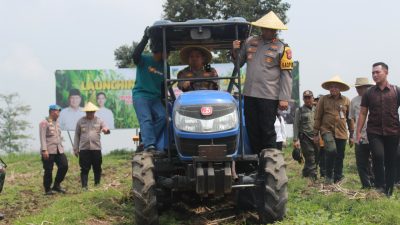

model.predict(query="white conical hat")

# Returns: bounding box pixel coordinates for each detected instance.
[82,102,99,112]
[251,11,288,30]
[353,77,375,87]
[321,76,350,92]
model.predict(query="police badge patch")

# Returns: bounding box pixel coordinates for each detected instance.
[280,46,294,70]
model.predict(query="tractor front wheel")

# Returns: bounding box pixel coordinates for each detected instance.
[257,148,288,223]
[132,152,159,225]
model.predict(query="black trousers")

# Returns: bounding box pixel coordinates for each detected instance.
[325,138,347,182]
[395,143,400,184]
[355,143,374,188]
[244,96,278,154]
[276,142,283,150]
[367,134,399,195]
[318,147,326,177]
[42,153,68,191]
[79,150,102,186]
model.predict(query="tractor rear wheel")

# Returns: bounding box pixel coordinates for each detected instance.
[132,152,159,225]
[258,148,288,223]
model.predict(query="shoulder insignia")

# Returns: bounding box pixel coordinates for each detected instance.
[280,46,293,70]
[40,120,48,128]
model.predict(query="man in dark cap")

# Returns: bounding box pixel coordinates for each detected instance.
[39,104,69,195]
[58,89,85,130]
[293,90,319,180]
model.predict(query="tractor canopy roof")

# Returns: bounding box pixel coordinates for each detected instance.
[148,17,250,51]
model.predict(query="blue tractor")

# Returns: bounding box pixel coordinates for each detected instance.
[132,18,288,224]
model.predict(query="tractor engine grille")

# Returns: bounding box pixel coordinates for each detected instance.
[177,135,237,157]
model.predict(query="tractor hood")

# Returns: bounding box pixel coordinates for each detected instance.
[175,90,236,106]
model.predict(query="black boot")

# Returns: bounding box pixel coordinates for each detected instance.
[52,183,66,194]
[45,188,55,195]
[0,212,4,220]
[81,174,88,190]
[94,174,101,186]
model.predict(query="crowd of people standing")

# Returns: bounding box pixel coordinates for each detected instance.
[293,62,400,197]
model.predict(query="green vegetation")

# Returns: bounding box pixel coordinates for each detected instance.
[1,146,400,225]
[0,93,32,153]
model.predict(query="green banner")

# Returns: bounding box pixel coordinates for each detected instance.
[55,69,136,130]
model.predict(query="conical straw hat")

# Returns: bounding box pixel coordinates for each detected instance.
[179,46,212,65]
[321,76,350,92]
[82,102,99,112]
[353,77,375,87]
[251,11,288,30]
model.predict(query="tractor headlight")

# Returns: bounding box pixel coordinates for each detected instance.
[174,110,238,133]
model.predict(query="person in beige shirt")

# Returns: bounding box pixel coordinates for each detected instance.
[39,104,68,195]
[313,76,354,185]
[74,102,110,190]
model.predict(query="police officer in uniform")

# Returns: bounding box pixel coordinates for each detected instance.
[232,11,293,153]
[293,90,319,180]
[74,102,110,190]
[39,104,69,195]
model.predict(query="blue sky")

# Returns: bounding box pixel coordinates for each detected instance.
[0,0,399,152]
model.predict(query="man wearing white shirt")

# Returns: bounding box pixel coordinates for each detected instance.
[59,89,85,131]
[95,92,115,129]
[349,77,374,188]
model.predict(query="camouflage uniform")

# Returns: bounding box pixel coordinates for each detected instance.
[293,104,318,178]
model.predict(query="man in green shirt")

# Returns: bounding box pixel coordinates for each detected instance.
[132,27,169,152]
[293,90,318,180]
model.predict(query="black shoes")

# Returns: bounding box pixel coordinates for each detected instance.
[52,186,66,194]
[0,212,4,220]
[45,190,55,195]
[143,145,166,157]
